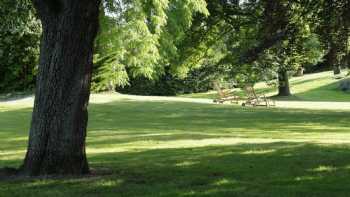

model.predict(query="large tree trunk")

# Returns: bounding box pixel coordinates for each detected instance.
[20,0,100,176]
[277,69,291,96]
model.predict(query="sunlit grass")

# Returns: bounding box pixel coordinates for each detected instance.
[182,70,350,102]
[1,96,350,196]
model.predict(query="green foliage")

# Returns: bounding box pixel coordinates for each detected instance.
[317,0,349,70]
[0,0,40,92]
[117,66,213,96]
[92,0,209,92]
[0,0,346,95]
[185,0,325,88]
[92,53,130,92]
[256,33,323,80]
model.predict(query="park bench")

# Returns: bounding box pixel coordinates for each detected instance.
[242,85,275,107]
[212,81,240,104]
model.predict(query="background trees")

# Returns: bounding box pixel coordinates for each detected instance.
[175,0,324,96]
[317,0,349,75]
[2,0,348,97]
[0,0,40,92]
[92,0,209,92]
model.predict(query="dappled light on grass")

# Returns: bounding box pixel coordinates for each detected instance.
[311,165,337,173]
[240,149,276,155]
[294,175,322,182]
[1,99,350,196]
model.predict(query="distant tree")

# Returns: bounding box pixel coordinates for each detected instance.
[181,0,322,96]
[317,0,349,75]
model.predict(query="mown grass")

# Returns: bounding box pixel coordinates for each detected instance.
[1,97,350,196]
[181,71,350,102]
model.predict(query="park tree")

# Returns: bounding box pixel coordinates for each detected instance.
[21,0,101,175]
[179,0,324,96]
[317,0,349,75]
[177,1,291,90]
[259,4,323,97]
[19,0,208,175]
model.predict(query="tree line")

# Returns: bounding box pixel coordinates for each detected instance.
[2,0,349,96]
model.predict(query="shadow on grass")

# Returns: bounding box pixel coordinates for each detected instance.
[0,91,33,102]
[1,100,350,196]
[294,79,350,102]
[1,100,350,154]
[270,78,350,102]
[88,101,350,131]
[2,142,350,196]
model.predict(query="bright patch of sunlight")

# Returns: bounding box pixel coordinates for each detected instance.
[311,165,337,172]
[213,178,237,186]
[0,150,25,160]
[27,180,56,187]
[175,161,198,167]
[295,175,321,181]
[86,137,350,155]
[96,180,124,187]
[240,149,276,155]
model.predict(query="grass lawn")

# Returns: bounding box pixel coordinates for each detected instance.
[1,96,350,196]
[181,71,350,102]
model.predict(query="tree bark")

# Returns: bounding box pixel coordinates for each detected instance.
[333,64,341,75]
[296,67,304,77]
[20,0,100,176]
[278,69,291,96]
[317,50,333,71]
[326,46,341,75]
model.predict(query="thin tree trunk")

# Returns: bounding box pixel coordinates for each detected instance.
[333,65,341,75]
[325,45,341,75]
[318,50,333,71]
[278,69,291,96]
[20,0,100,176]
[346,53,350,74]
[296,67,304,77]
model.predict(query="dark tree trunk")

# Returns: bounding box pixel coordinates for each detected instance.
[296,67,304,77]
[327,46,341,75]
[278,69,291,96]
[333,64,341,75]
[346,53,350,73]
[317,50,333,71]
[20,0,100,176]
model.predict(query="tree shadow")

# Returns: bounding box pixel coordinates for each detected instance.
[267,77,349,102]
[0,92,33,102]
[1,100,350,196]
[293,79,350,102]
[2,142,350,196]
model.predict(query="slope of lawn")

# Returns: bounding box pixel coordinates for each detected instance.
[1,95,350,196]
[182,71,350,102]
